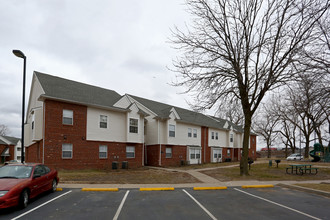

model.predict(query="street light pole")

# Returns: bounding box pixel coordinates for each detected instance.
[13,50,26,163]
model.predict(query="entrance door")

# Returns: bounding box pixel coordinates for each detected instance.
[212,148,222,163]
[189,148,201,164]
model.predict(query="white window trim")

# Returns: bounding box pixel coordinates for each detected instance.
[169,124,175,137]
[99,145,107,159]
[126,146,135,158]
[100,115,108,129]
[188,128,192,138]
[63,109,73,125]
[129,118,139,134]
[62,143,72,159]
[166,147,172,158]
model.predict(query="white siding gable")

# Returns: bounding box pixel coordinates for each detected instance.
[127,103,144,143]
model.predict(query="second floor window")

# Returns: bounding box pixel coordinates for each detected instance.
[193,129,197,138]
[215,132,218,140]
[63,109,73,125]
[100,115,107,128]
[169,124,175,137]
[211,132,214,139]
[129,118,138,133]
[188,128,192,137]
[230,134,234,142]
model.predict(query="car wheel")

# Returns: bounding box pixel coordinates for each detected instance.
[20,189,29,209]
[51,179,57,192]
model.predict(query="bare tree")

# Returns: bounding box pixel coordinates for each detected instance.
[0,124,9,136]
[253,101,280,158]
[216,100,244,125]
[171,0,329,175]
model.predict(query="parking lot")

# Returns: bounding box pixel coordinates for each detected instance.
[1,186,329,220]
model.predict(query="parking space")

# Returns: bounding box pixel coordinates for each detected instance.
[1,187,329,220]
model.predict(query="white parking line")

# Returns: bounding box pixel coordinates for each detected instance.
[11,190,72,220]
[113,190,130,220]
[182,189,217,220]
[234,188,321,220]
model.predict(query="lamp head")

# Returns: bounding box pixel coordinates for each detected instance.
[13,50,26,59]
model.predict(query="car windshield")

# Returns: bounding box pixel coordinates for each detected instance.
[0,165,33,179]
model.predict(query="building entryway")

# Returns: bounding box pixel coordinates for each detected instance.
[189,147,201,164]
[212,148,222,163]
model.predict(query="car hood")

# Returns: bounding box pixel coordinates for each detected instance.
[0,178,29,191]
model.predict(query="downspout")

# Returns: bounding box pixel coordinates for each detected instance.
[142,117,144,166]
[42,102,45,164]
[204,127,206,164]
[158,120,161,166]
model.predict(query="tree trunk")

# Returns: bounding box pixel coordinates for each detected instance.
[240,114,252,176]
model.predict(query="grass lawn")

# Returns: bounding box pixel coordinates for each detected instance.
[201,162,330,181]
[294,183,330,193]
[58,167,200,184]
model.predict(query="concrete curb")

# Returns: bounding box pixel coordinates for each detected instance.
[277,183,330,198]
[81,188,119,191]
[193,186,227,190]
[140,187,175,191]
[241,185,274,188]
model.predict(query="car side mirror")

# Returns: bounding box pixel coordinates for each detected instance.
[33,173,41,179]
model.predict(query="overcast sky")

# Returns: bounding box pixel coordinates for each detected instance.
[0,0,209,137]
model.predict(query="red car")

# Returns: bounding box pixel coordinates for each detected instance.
[0,163,59,209]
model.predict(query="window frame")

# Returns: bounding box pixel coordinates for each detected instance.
[100,115,108,129]
[193,129,197,138]
[99,145,108,159]
[169,124,175,137]
[62,143,73,159]
[126,146,135,158]
[211,132,214,139]
[188,128,192,138]
[215,132,218,140]
[63,109,73,125]
[230,134,234,142]
[129,118,138,133]
[165,147,172,158]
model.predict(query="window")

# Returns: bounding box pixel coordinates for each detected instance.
[63,110,73,125]
[193,129,197,138]
[215,132,218,140]
[99,145,107,158]
[211,132,214,139]
[100,115,107,128]
[169,124,175,137]
[188,128,192,137]
[34,165,46,176]
[230,134,233,142]
[227,149,231,156]
[126,146,135,158]
[166,148,172,158]
[62,143,72,159]
[190,148,201,159]
[129,118,138,133]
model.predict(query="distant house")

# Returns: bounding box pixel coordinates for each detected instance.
[0,136,21,163]
[24,71,257,169]
[260,147,277,151]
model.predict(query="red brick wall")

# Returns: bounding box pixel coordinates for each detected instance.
[146,145,160,166]
[31,100,143,170]
[26,141,43,163]
[0,145,15,162]
[160,145,187,167]
[249,135,257,160]
[201,127,210,163]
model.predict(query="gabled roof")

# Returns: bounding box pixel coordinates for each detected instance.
[0,136,20,145]
[35,71,125,111]
[128,95,229,130]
